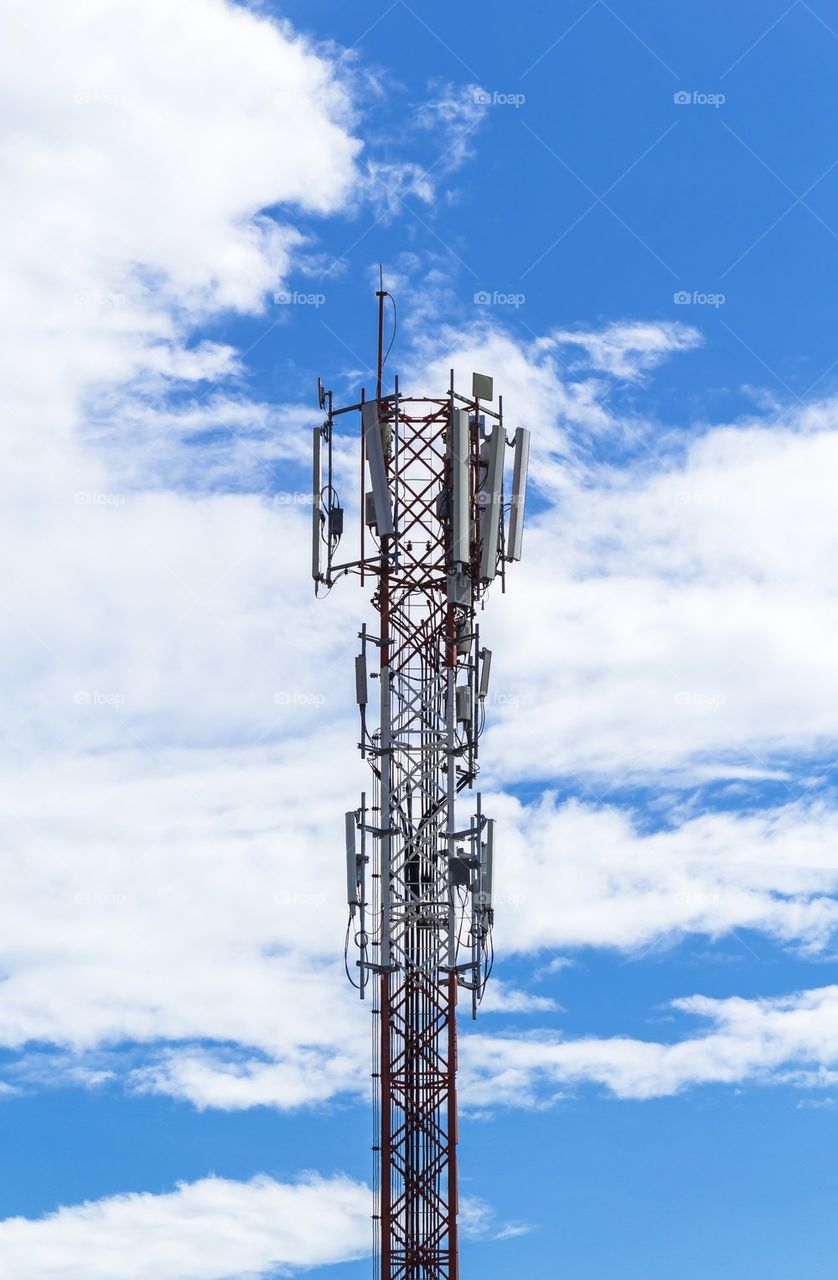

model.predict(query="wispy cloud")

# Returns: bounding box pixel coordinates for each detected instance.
[463,983,838,1104]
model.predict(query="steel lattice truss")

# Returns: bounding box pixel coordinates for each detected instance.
[372,399,465,1280]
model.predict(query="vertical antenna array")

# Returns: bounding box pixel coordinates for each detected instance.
[312,282,530,1280]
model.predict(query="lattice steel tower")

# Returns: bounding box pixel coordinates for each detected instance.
[312,284,529,1280]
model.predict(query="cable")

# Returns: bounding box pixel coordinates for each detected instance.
[381,293,399,368]
[344,913,361,990]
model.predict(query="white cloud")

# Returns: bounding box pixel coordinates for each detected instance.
[363,159,436,215]
[415,81,488,172]
[457,1196,534,1243]
[3,756,836,1112]
[463,983,838,1104]
[4,0,838,1132]
[0,0,372,1116]
[0,743,370,1095]
[484,405,838,781]
[548,320,702,380]
[1,0,361,457]
[3,294,838,1112]
[131,1043,362,1112]
[360,81,488,218]
[409,322,608,453]
[494,794,838,954]
[405,317,838,781]
[85,394,319,492]
[479,981,561,1014]
[535,957,576,978]
[0,1174,369,1279]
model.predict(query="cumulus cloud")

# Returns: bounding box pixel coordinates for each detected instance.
[0,741,371,1101]
[485,403,838,781]
[479,982,561,1014]
[3,333,838,1112]
[0,0,370,1110]
[1,0,361,462]
[494,794,838,955]
[3,753,835,1112]
[4,0,838,1136]
[463,983,838,1104]
[0,1174,370,1279]
[402,316,838,781]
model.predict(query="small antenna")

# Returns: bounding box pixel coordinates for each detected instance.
[376,264,387,400]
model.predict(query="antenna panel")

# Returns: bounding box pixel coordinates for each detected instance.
[479,423,504,581]
[472,371,494,402]
[362,401,394,537]
[479,819,494,908]
[345,812,358,911]
[508,427,530,562]
[311,427,322,582]
[450,408,470,566]
[355,652,368,707]
[479,648,492,701]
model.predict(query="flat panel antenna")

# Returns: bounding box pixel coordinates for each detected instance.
[508,426,530,562]
[450,407,470,566]
[311,427,322,582]
[479,422,504,581]
[472,371,494,401]
[362,400,394,537]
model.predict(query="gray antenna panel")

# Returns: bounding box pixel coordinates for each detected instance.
[345,812,358,911]
[450,408,470,566]
[479,423,504,582]
[311,427,322,581]
[362,401,394,538]
[479,648,492,701]
[472,371,494,402]
[355,652,368,707]
[480,818,494,908]
[507,427,530,562]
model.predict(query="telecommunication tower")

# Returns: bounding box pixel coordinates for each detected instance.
[312,282,529,1280]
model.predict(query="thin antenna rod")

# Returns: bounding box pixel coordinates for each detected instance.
[376,265,387,401]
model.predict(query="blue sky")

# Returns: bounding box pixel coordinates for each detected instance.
[255,0,838,421]
[3,1,838,1276]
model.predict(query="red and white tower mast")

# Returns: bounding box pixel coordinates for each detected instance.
[312,284,529,1280]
